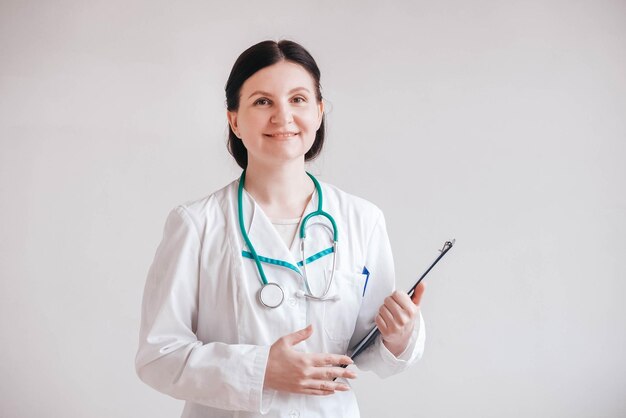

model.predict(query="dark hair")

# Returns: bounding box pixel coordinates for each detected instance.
[225,40,326,169]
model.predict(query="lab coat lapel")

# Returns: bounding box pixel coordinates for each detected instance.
[241,188,301,273]
[240,181,334,275]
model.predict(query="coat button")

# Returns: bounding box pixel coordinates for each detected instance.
[287,297,297,307]
[288,409,300,418]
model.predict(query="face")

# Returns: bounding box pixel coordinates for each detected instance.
[227,61,324,167]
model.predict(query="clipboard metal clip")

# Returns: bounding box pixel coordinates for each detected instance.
[440,239,456,253]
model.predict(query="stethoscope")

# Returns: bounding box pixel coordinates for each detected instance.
[237,170,338,308]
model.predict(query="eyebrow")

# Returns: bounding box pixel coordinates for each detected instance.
[248,87,311,99]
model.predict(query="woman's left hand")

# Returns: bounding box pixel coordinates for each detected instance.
[375,282,425,357]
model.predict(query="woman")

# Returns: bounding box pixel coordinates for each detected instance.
[136,40,426,418]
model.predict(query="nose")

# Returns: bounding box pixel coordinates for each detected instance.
[270,101,294,125]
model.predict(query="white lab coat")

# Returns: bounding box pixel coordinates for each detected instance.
[135,178,426,418]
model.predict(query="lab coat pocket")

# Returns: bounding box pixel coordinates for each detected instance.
[322,270,368,343]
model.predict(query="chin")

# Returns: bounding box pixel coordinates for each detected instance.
[256,150,309,166]
[266,144,312,157]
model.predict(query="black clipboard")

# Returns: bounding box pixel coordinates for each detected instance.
[335,239,455,378]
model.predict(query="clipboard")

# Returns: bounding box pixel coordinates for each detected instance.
[335,239,455,377]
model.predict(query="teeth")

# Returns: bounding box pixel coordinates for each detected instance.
[269,133,297,137]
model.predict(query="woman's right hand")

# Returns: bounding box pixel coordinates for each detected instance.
[263,324,357,396]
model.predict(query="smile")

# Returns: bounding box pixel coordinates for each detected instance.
[264,132,299,138]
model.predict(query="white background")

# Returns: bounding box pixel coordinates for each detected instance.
[1,1,625,417]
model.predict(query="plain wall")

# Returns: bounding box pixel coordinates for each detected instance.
[1,0,625,417]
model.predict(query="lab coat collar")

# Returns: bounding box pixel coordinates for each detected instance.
[239,180,334,275]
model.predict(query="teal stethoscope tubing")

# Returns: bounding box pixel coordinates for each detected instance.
[237,170,339,305]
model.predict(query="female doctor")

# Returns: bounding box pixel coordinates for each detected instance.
[135,40,426,418]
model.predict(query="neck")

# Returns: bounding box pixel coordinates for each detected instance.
[243,159,315,219]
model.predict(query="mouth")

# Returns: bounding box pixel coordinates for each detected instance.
[263,132,300,138]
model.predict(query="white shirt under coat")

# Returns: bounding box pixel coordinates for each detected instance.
[135,178,426,417]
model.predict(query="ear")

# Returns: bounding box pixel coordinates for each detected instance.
[226,110,240,138]
[316,99,325,130]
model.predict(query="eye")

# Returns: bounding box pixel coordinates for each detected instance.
[254,98,271,106]
[292,96,307,103]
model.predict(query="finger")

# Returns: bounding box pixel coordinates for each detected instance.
[310,366,358,381]
[411,282,426,305]
[380,304,400,330]
[384,296,412,325]
[303,380,351,392]
[311,353,353,367]
[375,311,388,333]
[282,324,313,346]
[301,388,336,396]
[390,290,418,314]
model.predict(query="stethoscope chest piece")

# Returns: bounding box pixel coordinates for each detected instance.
[258,282,284,308]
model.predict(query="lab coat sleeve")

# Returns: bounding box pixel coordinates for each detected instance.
[135,207,274,413]
[351,210,426,378]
